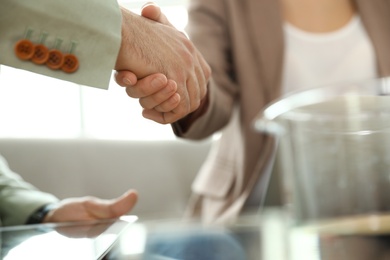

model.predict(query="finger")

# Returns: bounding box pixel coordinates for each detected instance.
[169,77,193,118]
[142,108,167,124]
[192,57,210,104]
[153,92,181,113]
[141,3,161,21]
[125,73,168,98]
[188,61,206,111]
[161,110,184,124]
[143,108,182,124]
[139,79,178,109]
[108,190,138,217]
[114,70,138,87]
[141,3,173,27]
[196,52,212,99]
[143,102,192,124]
[86,190,138,219]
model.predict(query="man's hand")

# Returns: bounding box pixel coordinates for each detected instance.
[115,71,184,123]
[115,4,211,124]
[43,189,138,223]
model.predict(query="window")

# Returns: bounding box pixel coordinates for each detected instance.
[0,0,189,140]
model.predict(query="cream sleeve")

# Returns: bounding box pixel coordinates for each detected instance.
[0,0,122,90]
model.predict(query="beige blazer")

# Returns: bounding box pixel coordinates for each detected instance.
[0,0,121,89]
[173,0,390,224]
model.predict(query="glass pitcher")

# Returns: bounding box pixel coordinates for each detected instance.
[254,76,390,229]
[255,77,390,259]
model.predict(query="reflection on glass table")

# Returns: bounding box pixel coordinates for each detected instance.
[290,213,390,260]
[108,209,390,260]
[108,213,267,260]
[1,215,137,260]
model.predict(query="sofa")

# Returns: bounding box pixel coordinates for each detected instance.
[0,138,212,220]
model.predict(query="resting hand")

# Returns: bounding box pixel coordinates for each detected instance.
[115,4,211,124]
[43,189,138,223]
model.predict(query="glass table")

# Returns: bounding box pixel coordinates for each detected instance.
[3,208,390,260]
[106,209,284,260]
[0,216,137,260]
[108,209,390,260]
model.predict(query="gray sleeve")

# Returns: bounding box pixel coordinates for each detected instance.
[0,155,58,226]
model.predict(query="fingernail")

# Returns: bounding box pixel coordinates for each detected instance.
[151,76,165,88]
[142,2,157,8]
[123,78,132,85]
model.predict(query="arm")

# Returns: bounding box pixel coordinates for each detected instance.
[0,0,121,89]
[115,3,212,124]
[1,0,211,106]
[116,1,236,139]
[172,0,239,138]
[0,154,138,226]
[0,155,58,226]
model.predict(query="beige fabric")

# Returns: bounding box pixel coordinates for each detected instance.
[0,0,122,89]
[174,0,390,224]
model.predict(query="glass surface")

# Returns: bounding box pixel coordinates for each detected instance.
[107,213,265,260]
[289,214,390,260]
[108,209,390,260]
[0,215,137,260]
[7,209,384,260]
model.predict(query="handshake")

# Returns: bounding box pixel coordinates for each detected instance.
[114,4,211,125]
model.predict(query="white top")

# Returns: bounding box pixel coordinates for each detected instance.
[281,15,377,95]
[246,15,378,210]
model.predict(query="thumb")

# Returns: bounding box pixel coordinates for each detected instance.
[141,2,173,27]
[87,190,138,219]
[108,190,138,217]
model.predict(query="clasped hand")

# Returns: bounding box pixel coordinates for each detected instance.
[115,4,211,124]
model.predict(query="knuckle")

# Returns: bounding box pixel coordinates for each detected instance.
[182,52,195,68]
[191,99,201,112]
[178,43,196,68]
[125,87,136,98]
[139,98,153,110]
[154,104,164,113]
[183,37,195,52]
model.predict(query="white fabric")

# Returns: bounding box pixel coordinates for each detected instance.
[281,15,378,95]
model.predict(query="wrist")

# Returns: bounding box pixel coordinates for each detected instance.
[176,90,210,133]
[26,203,58,224]
[116,7,137,71]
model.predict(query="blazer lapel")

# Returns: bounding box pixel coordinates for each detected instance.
[356,0,390,77]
